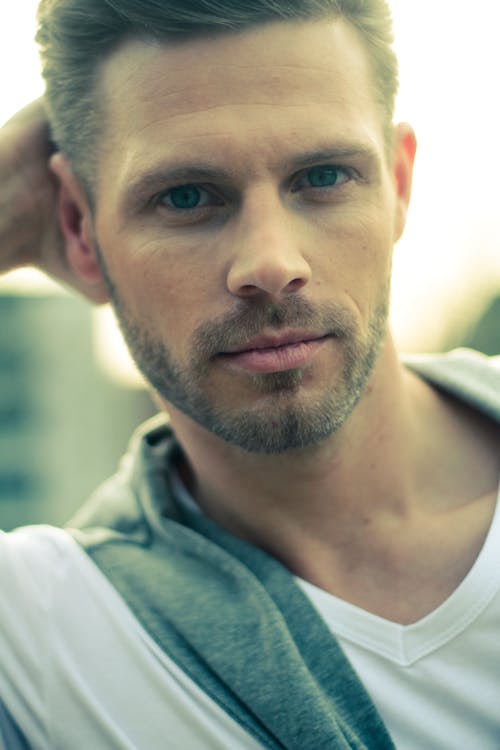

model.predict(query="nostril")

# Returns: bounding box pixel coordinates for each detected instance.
[285,277,307,293]
[237,283,260,297]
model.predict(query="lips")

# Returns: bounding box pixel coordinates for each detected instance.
[217,331,332,374]
[223,331,326,354]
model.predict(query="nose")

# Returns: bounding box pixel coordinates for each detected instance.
[226,196,312,299]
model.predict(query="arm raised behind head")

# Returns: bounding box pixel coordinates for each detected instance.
[0,99,104,303]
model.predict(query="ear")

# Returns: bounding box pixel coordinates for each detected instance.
[391,122,417,242]
[50,153,109,304]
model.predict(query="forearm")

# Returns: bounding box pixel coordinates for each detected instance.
[0,100,105,302]
[0,142,37,271]
[0,99,56,274]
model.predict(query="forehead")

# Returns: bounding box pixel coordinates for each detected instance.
[97,19,385,190]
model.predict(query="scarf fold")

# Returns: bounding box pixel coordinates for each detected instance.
[69,421,394,750]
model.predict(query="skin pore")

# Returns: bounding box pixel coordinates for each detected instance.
[52,18,500,624]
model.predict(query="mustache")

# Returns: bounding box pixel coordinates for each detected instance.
[191,296,357,359]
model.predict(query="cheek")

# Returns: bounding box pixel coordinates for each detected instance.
[109,247,221,361]
[316,207,394,317]
[95,214,229,354]
[102,231,209,310]
[318,207,392,275]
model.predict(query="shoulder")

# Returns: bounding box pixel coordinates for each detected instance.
[0,526,100,745]
[0,524,104,612]
[404,347,500,378]
[1,524,77,572]
[1,523,82,567]
[0,523,133,677]
[403,348,500,419]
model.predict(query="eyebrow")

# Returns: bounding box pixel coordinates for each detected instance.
[121,142,381,212]
[287,144,381,171]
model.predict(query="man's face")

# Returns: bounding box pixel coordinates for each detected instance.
[90,19,409,453]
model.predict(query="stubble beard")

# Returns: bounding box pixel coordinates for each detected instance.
[101,267,390,454]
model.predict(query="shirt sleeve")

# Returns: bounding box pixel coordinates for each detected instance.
[0,525,68,749]
[0,700,32,749]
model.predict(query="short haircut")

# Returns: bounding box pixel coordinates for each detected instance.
[36,0,399,189]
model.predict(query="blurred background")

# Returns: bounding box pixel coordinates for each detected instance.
[0,1,499,530]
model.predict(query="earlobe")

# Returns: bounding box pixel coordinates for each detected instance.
[50,153,109,303]
[392,123,417,242]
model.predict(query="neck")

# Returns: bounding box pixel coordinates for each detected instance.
[162,341,500,622]
[165,339,426,559]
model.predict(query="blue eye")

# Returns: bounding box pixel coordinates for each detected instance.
[167,184,204,210]
[306,165,348,188]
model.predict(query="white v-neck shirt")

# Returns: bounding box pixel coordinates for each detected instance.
[1,480,500,749]
[299,478,500,749]
[174,468,500,749]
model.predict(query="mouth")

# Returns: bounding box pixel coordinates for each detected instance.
[217,331,333,374]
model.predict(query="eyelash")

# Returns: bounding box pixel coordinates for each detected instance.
[291,165,355,193]
[152,164,357,213]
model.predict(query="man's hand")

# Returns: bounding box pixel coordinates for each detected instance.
[0,99,103,302]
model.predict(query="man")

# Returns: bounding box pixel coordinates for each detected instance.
[1,1,499,748]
